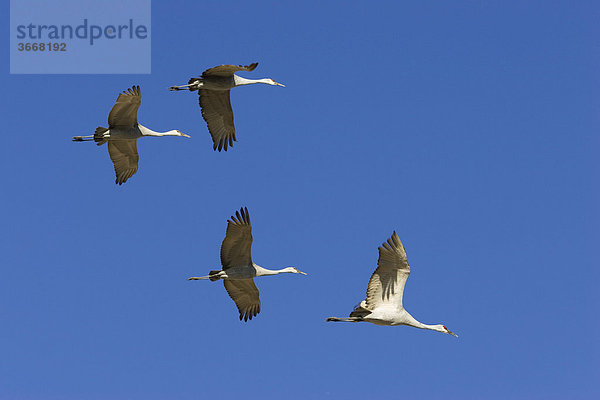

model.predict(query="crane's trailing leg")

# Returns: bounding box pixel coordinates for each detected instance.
[169,83,198,91]
[325,317,363,322]
[72,135,95,142]
[188,270,226,282]
[72,127,109,146]
[168,84,191,91]
[169,77,201,91]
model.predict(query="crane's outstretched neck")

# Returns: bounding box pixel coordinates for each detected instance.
[408,317,456,336]
[233,76,271,86]
[402,313,440,331]
[138,124,182,137]
[415,322,444,332]
[253,265,301,277]
[254,265,284,276]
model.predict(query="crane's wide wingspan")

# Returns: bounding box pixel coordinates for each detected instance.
[108,86,141,127]
[220,207,253,269]
[107,140,139,185]
[202,63,258,78]
[198,89,236,152]
[364,231,410,310]
[223,279,261,322]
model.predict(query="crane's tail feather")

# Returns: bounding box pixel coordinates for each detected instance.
[208,270,222,281]
[326,317,363,323]
[94,127,109,145]
[186,78,202,90]
[349,300,371,318]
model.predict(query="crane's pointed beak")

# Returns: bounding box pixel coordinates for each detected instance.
[274,81,285,87]
[297,270,307,275]
[182,133,191,138]
[448,330,458,337]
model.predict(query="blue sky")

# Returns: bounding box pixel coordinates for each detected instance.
[1,1,598,399]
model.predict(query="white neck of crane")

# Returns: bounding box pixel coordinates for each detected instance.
[234,76,269,86]
[139,124,179,137]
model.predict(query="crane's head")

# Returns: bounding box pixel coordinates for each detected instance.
[265,78,285,87]
[285,266,307,275]
[441,325,458,337]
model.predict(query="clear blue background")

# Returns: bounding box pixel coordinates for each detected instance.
[1,1,598,399]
